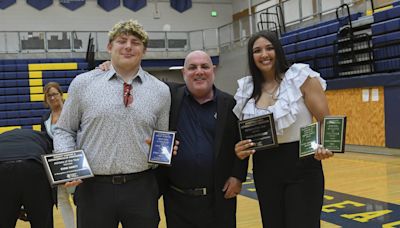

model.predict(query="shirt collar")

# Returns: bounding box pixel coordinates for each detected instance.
[106,64,146,84]
[184,85,217,102]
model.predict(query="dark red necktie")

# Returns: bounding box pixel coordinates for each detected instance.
[123,83,133,107]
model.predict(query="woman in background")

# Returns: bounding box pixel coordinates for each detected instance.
[233,31,333,228]
[41,82,75,228]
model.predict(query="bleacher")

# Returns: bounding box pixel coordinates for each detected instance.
[0,58,88,133]
[282,13,362,79]
[1,1,400,134]
[280,1,400,80]
[372,4,400,72]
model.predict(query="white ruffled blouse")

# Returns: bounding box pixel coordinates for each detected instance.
[233,63,327,143]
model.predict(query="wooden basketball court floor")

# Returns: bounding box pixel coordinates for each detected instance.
[16,151,400,228]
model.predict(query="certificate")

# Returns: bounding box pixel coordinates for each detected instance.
[41,150,94,185]
[238,113,278,150]
[299,122,319,158]
[323,116,347,152]
[148,130,176,165]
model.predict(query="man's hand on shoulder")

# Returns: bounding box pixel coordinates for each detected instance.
[98,60,111,71]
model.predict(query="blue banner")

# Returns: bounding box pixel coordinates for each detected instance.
[97,0,120,12]
[170,0,191,13]
[0,0,16,9]
[60,0,85,11]
[26,0,53,10]
[123,0,146,12]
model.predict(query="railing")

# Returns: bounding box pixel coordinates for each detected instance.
[0,0,379,57]
[217,0,373,51]
[0,29,219,58]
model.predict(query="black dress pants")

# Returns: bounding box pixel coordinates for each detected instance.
[253,141,324,228]
[74,169,159,228]
[0,160,54,228]
[164,188,219,228]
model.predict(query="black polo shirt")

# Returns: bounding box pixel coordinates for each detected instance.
[169,87,217,190]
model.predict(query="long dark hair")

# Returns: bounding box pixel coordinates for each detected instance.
[247,30,289,101]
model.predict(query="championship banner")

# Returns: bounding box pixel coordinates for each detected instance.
[26,0,53,10]
[170,0,191,13]
[60,0,85,11]
[123,0,146,12]
[0,0,16,9]
[97,0,120,12]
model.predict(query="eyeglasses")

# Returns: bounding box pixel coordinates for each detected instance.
[47,93,60,98]
[123,83,133,107]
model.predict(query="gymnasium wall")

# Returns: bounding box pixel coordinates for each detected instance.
[328,75,400,149]
[0,1,233,32]
[326,87,385,147]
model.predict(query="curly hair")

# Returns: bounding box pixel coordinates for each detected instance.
[108,19,149,47]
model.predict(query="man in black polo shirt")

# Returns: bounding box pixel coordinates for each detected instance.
[161,50,248,228]
[0,129,54,228]
[98,50,248,227]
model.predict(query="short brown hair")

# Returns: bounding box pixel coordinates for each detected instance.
[108,19,149,47]
[43,82,63,108]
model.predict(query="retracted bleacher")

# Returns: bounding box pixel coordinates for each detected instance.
[0,58,88,133]
[281,0,400,80]
[281,12,362,79]
[372,4,400,73]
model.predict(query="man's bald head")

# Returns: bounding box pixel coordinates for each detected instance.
[184,50,213,68]
[182,50,216,104]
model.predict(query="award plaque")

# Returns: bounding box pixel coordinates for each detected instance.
[299,122,320,158]
[238,113,278,150]
[148,130,176,165]
[41,150,94,185]
[323,116,347,152]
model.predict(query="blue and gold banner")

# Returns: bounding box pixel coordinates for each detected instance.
[0,0,16,9]
[60,0,85,11]
[170,0,191,13]
[97,0,120,12]
[27,0,53,10]
[123,0,146,12]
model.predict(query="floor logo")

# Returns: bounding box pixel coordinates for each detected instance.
[241,173,400,227]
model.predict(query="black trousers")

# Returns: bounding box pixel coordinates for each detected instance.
[0,160,54,228]
[74,170,159,228]
[253,141,324,228]
[164,188,219,228]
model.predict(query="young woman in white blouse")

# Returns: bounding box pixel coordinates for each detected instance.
[233,31,334,228]
[41,82,76,228]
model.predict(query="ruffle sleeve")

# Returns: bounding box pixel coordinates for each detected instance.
[233,76,253,119]
[270,63,327,134]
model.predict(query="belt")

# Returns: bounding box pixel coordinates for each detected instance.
[170,185,208,196]
[93,169,152,185]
